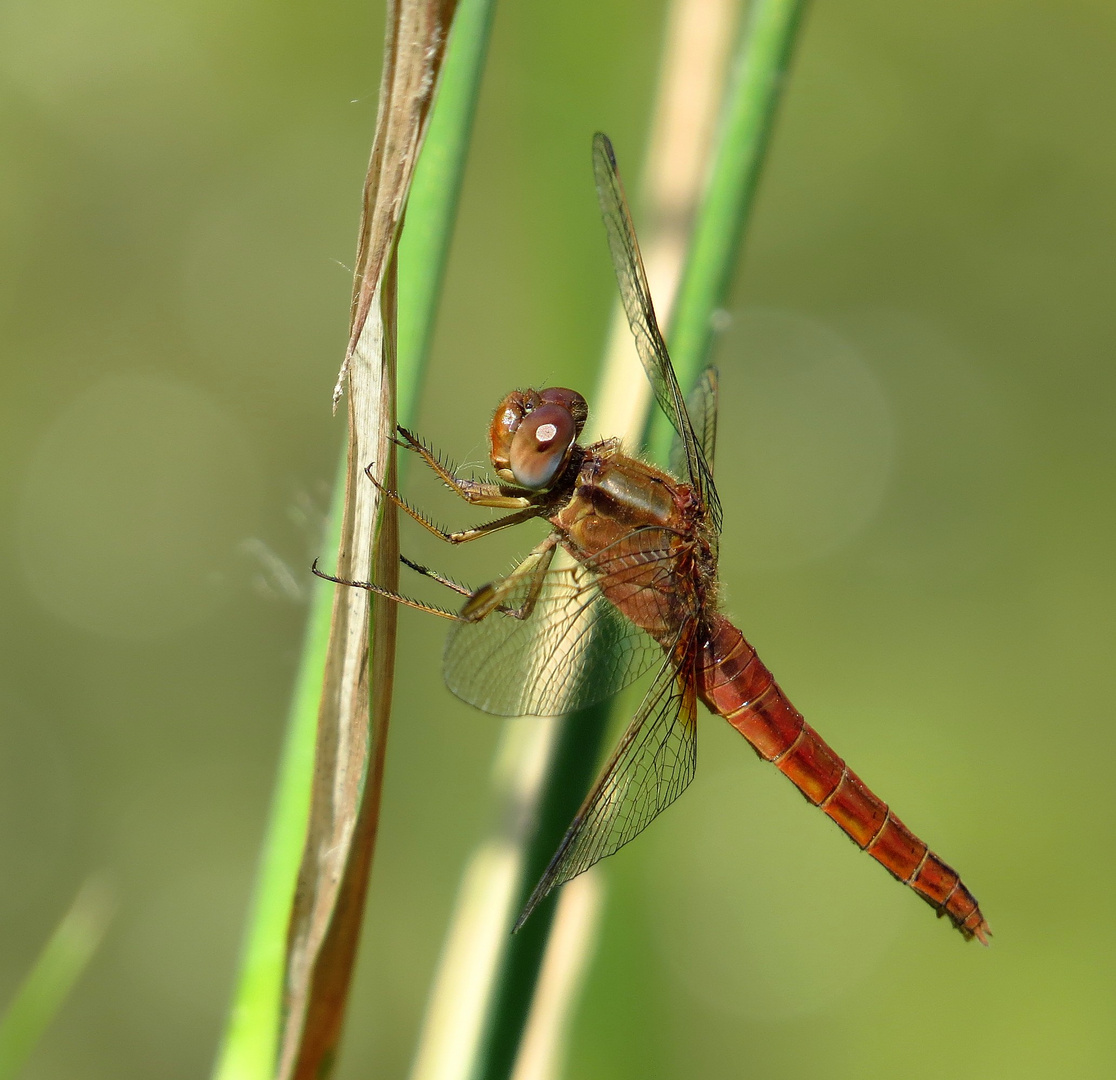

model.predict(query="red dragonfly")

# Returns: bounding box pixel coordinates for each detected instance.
[317,133,990,944]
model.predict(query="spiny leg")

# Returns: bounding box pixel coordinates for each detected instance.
[400,554,472,598]
[366,461,542,543]
[401,544,558,620]
[394,427,531,508]
[311,559,459,620]
[401,534,557,621]
[315,532,556,624]
[459,535,558,622]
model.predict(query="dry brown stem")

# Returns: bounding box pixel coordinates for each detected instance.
[277,3,459,1077]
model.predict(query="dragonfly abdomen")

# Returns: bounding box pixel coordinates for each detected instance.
[698,615,990,944]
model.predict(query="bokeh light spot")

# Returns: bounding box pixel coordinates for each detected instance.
[17,373,260,641]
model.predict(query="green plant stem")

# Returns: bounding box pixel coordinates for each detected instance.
[647,0,808,463]
[0,878,113,1080]
[210,3,495,1076]
[398,0,496,422]
[474,703,610,1080]
[210,504,337,1080]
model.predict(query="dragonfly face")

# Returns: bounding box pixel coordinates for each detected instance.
[314,133,990,944]
[488,386,588,490]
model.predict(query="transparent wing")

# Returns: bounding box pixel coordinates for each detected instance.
[443,528,687,718]
[670,364,718,480]
[515,630,699,929]
[592,132,722,534]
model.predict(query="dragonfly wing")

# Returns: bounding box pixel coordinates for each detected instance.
[592,132,722,533]
[515,629,699,929]
[670,364,718,480]
[443,533,682,718]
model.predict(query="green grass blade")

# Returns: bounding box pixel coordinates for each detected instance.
[210,508,337,1080]
[471,702,612,1080]
[210,3,495,1076]
[646,0,809,462]
[0,878,114,1080]
[398,0,497,423]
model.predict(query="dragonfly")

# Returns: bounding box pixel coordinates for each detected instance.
[316,132,990,944]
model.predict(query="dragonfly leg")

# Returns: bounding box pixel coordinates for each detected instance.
[367,462,543,543]
[400,554,473,598]
[311,559,459,620]
[459,535,558,622]
[393,427,533,509]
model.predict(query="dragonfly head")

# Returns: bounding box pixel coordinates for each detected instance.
[490,387,588,490]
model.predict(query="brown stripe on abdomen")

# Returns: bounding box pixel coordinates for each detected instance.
[697,614,990,944]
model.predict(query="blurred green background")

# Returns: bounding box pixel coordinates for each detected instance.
[2,0,1114,1076]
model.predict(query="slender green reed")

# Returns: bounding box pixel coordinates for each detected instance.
[646,0,808,463]
[398,0,497,425]
[0,878,113,1080]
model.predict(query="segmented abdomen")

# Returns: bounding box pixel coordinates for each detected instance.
[697,614,990,944]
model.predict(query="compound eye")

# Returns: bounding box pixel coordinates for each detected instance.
[509,403,576,489]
